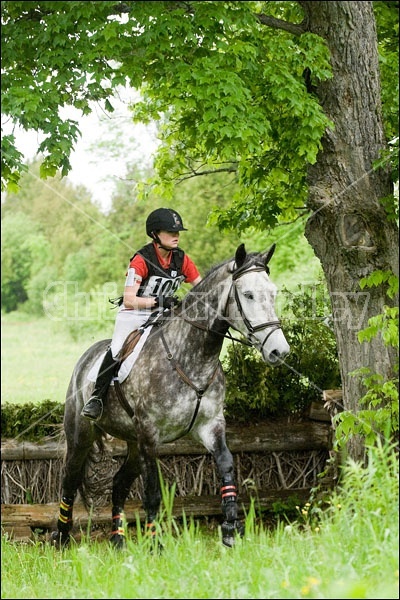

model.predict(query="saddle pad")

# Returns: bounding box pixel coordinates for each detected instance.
[87,326,152,385]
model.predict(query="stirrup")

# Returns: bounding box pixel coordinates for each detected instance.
[81,397,103,421]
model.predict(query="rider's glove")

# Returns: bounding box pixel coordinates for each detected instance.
[155,295,179,310]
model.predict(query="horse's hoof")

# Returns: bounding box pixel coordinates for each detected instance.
[110,533,126,550]
[221,520,244,547]
[50,530,70,549]
[149,538,163,555]
[145,522,163,554]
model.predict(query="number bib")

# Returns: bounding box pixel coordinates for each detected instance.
[140,274,185,297]
[133,243,186,298]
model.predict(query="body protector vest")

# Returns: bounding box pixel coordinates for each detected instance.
[133,243,185,298]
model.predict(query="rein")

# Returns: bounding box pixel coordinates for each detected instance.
[180,314,252,346]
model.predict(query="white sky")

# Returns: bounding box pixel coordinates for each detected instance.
[2,92,159,212]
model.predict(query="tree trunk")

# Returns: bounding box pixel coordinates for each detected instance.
[300,1,399,461]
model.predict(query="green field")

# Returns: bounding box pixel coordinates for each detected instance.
[1,312,232,407]
[1,312,111,405]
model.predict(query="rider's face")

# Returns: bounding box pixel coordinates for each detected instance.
[157,230,180,249]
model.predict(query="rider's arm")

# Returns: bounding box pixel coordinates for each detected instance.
[191,275,202,286]
[123,279,158,310]
[183,255,202,286]
[122,257,158,310]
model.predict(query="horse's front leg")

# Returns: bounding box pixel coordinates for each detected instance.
[217,451,245,547]
[200,423,244,547]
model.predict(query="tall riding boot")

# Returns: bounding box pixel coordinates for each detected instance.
[81,348,120,421]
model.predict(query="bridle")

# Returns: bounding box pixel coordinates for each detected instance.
[176,262,283,351]
[178,262,283,349]
[230,263,282,353]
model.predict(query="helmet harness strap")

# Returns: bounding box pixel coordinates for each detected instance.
[151,231,177,253]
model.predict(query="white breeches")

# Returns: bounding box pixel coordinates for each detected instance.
[110,308,153,358]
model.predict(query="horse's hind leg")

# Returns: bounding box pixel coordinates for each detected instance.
[51,436,95,548]
[51,393,99,549]
[109,442,142,549]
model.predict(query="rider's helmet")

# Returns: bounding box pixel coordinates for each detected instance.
[146,208,188,238]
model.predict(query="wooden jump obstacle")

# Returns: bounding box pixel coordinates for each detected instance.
[1,395,341,541]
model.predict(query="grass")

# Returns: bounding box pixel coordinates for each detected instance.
[1,312,111,405]
[1,442,399,599]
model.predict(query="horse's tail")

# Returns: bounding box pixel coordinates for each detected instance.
[78,436,115,510]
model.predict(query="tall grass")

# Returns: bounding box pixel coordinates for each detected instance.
[1,442,399,599]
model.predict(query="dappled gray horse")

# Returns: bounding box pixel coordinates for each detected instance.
[51,244,289,548]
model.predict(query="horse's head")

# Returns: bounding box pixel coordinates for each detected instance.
[227,243,290,366]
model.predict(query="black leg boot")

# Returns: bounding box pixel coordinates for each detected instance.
[81,348,120,421]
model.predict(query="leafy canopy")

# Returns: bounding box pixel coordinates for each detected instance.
[2,0,333,229]
[2,2,398,230]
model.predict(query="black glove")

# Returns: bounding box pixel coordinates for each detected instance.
[155,295,179,310]
[108,295,123,309]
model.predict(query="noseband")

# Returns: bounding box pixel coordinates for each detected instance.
[230,264,282,352]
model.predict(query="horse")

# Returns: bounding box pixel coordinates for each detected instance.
[51,243,290,549]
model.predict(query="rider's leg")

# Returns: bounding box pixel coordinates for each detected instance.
[81,309,147,421]
[81,347,120,421]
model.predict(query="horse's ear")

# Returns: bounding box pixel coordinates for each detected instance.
[235,243,247,269]
[262,243,276,267]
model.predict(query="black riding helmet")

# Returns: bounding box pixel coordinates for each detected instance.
[146,208,188,239]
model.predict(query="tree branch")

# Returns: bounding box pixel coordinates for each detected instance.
[175,165,238,184]
[255,13,307,36]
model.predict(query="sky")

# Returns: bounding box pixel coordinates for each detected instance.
[2,93,159,213]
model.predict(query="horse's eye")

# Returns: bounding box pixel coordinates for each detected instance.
[244,291,254,300]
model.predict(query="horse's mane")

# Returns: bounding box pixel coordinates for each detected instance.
[196,250,263,287]
[201,257,232,281]
[178,250,264,313]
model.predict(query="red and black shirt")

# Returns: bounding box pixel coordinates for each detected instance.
[127,242,200,298]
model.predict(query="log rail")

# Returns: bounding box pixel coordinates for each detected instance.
[1,419,332,460]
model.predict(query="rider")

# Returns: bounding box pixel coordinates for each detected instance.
[81,207,202,421]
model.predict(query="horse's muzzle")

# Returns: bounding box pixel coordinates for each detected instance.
[265,346,290,366]
[261,328,290,366]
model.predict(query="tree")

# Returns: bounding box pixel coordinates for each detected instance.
[1,160,106,271]
[1,212,38,311]
[295,2,398,461]
[1,1,398,461]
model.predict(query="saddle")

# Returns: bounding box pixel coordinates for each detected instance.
[117,308,171,363]
[117,329,143,363]
[112,308,173,417]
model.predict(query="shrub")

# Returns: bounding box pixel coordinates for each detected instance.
[1,400,64,441]
[223,282,341,422]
